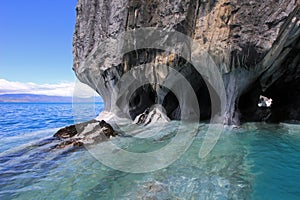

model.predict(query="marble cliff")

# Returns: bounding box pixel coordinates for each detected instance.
[72,0,300,125]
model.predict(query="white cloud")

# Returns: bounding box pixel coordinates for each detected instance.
[0,78,78,97]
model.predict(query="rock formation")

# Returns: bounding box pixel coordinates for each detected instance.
[73,0,300,125]
[54,120,117,148]
[133,105,170,125]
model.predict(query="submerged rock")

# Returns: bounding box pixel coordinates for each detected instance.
[73,0,300,125]
[53,120,117,149]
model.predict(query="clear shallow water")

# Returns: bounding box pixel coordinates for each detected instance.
[0,103,299,199]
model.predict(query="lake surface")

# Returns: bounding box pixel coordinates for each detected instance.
[0,103,299,199]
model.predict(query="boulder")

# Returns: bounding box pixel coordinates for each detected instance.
[53,120,117,148]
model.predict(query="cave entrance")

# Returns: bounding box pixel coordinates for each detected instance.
[128,84,180,120]
[124,50,215,122]
[238,84,275,122]
[262,79,300,122]
[239,78,300,123]
[127,68,214,122]
[128,84,157,120]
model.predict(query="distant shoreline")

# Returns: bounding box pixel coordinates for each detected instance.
[0,93,103,103]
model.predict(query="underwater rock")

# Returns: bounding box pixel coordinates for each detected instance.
[53,120,117,148]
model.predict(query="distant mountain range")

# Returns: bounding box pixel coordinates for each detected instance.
[0,94,102,103]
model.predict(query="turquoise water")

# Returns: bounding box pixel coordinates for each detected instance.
[0,103,299,199]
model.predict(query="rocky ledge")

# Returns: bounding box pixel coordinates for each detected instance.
[53,120,117,148]
[73,0,300,125]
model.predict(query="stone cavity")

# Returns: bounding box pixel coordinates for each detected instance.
[73,0,300,125]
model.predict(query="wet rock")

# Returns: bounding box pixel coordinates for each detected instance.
[53,120,117,149]
[133,105,170,125]
[54,139,84,149]
[99,120,118,137]
[134,108,150,125]
[54,119,98,139]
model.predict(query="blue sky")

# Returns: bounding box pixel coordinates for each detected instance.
[0,0,79,95]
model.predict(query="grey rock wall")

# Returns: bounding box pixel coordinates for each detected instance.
[73,0,300,125]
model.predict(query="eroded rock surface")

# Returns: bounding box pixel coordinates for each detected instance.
[73,0,300,125]
[133,105,170,125]
[54,120,117,148]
